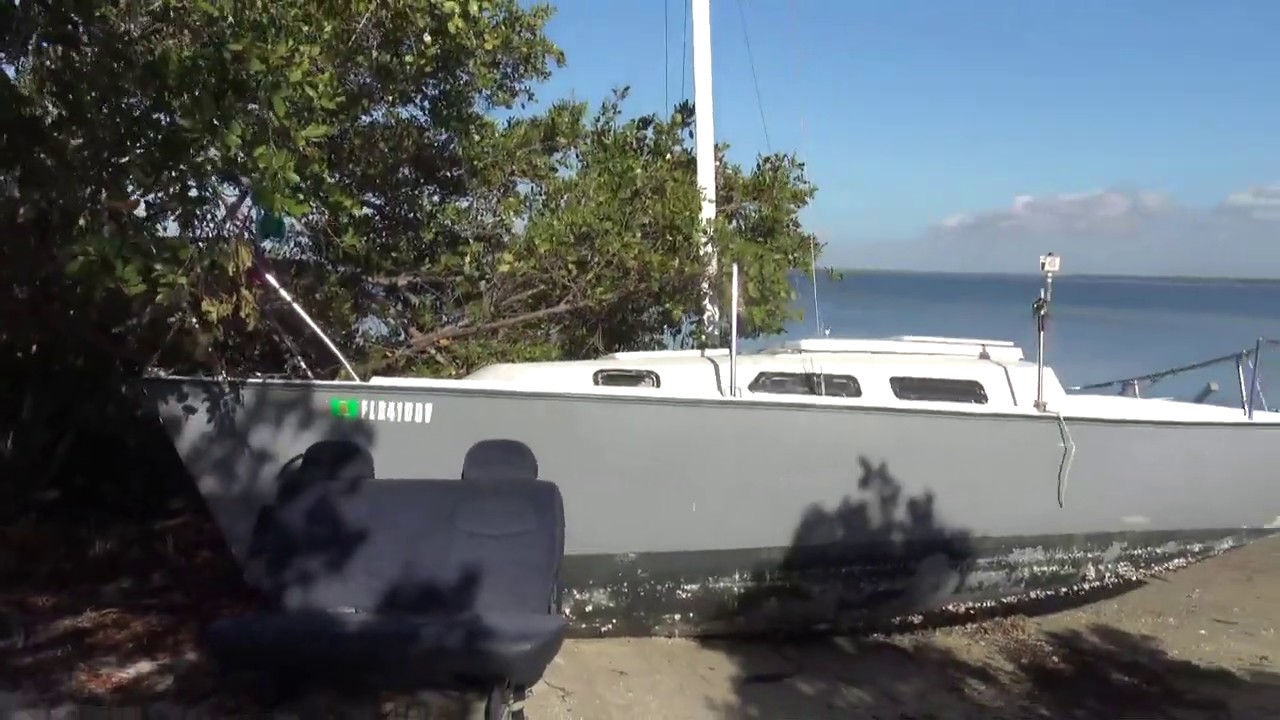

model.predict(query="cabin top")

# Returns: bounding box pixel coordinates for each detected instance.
[367,334,1280,423]
[448,334,1051,409]
[600,336,1024,363]
[760,336,1024,362]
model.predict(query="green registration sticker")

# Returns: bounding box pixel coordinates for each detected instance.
[330,397,361,418]
[329,396,434,424]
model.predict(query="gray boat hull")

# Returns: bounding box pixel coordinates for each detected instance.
[145,377,1280,637]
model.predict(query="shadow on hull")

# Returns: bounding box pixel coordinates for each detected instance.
[558,458,1272,638]
[144,378,1276,640]
[559,527,1268,639]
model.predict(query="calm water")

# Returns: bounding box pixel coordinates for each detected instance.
[765,271,1280,406]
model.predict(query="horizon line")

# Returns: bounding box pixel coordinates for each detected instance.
[812,267,1280,284]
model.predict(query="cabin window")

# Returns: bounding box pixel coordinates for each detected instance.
[748,372,862,398]
[593,369,661,388]
[890,376,988,404]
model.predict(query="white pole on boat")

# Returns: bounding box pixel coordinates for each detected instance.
[1237,352,1250,416]
[691,0,721,345]
[1247,337,1264,419]
[1035,289,1046,411]
[1034,253,1061,412]
[809,235,825,336]
[256,268,362,382]
[244,196,363,382]
[729,262,740,397]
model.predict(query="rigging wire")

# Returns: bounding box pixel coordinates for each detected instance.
[735,0,771,152]
[787,0,825,335]
[680,0,689,100]
[663,0,670,108]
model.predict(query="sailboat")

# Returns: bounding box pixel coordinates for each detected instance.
[145,1,1280,638]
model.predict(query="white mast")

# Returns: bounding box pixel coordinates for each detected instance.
[691,0,720,343]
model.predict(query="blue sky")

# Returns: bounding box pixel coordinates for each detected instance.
[529,0,1280,277]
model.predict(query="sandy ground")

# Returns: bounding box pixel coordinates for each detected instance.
[2,535,1279,719]
[529,537,1280,719]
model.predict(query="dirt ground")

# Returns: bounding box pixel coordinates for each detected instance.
[2,532,1278,719]
[529,536,1280,719]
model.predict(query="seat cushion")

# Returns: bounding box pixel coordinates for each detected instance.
[206,609,567,688]
[246,478,564,615]
[221,441,567,690]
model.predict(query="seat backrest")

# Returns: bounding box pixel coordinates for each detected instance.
[461,439,540,481]
[456,440,560,606]
[428,477,564,614]
[246,449,565,617]
[303,438,375,481]
[244,440,377,597]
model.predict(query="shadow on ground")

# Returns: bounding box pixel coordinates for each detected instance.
[0,382,560,718]
[693,458,1280,719]
[0,381,497,716]
[698,621,1280,719]
[0,379,266,706]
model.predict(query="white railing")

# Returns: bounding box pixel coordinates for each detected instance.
[1068,338,1280,418]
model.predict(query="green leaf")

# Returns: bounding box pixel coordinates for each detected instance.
[281,197,310,217]
[2,0,815,382]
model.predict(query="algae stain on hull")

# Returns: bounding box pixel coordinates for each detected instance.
[558,534,1251,638]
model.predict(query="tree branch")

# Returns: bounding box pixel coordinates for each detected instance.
[370,271,451,286]
[405,297,591,351]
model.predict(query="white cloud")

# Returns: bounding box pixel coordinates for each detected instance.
[932,189,1183,239]
[1217,185,1280,222]
[850,185,1280,277]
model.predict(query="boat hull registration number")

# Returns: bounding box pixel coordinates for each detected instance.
[330,397,433,424]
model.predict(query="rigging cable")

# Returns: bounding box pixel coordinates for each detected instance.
[680,0,689,100]
[663,0,669,108]
[788,0,824,334]
[735,0,771,152]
